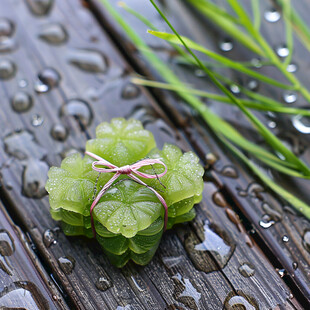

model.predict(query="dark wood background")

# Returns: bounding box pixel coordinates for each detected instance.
[0,0,308,309]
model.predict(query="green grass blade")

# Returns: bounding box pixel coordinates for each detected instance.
[148,31,295,90]
[187,0,264,55]
[282,0,293,66]
[148,0,310,175]
[132,78,310,116]
[221,137,310,219]
[251,0,261,31]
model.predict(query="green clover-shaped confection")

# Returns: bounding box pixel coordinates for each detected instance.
[61,222,93,239]
[101,237,161,268]
[143,144,204,206]
[93,179,163,238]
[166,208,196,230]
[46,153,111,216]
[86,118,156,167]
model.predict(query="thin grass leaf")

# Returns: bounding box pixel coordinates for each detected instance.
[148,0,310,175]
[277,0,310,52]
[251,0,261,31]
[133,78,310,116]
[221,137,310,219]
[282,0,293,66]
[148,31,295,90]
[187,0,264,55]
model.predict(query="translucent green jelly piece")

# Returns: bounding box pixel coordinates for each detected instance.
[50,209,84,226]
[46,153,111,216]
[86,118,156,167]
[61,222,93,238]
[167,208,196,230]
[93,179,163,238]
[101,238,161,268]
[93,217,164,237]
[142,144,204,206]
[168,196,195,218]
[96,229,162,255]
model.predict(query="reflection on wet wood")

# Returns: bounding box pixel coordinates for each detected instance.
[0,201,65,309]
[0,0,307,309]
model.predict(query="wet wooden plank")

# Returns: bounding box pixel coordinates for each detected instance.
[0,0,305,309]
[90,0,310,305]
[0,0,234,309]
[0,200,66,309]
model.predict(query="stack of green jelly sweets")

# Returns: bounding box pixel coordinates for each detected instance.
[46,118,204,267]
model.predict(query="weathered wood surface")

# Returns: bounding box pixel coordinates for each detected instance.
[0,0,307,309]
[90,0,310,304]
[0,200,66,309]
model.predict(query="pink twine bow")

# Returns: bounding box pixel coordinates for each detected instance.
[85,151,168,237]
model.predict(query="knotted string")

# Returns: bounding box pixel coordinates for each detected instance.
[85,151,168,237]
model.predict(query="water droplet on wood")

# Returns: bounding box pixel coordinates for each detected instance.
[224,291,258,310]
[0,281,49,309]
[43,229,57,247]
[238,263,255,278]
[219,38,233,52]
[95,276,112,291]
[0,18,15,37]
[282,235,289,243]
[220,165,238,178]
[230,84,240,94]
[264,8,281,23]
[292,114,310,134]
[19,79,28,88]
[283,91,297,103]
[268,121,277,129]
[185,220,235,272]
[22,159,49,198]
[11,91,33,113]
[51,123,68,141]
[121,83,140,99]
[262,202,282,222]
[212,191,227,208]
[35,67,61,93]
[247,80,259,92]
[302,230,310,252]
[26,0,54,16]
[60,99,93,127]
[162,256,183,269]
[0,37,17,53]
[38,23,68,44]
[31,114,44,127]
[277,268,286,278]
[259,218,275,229]
[58,256,75,274]
[172,273,201,310]
[287,63,298,73]
[292,262,298,270]
[205,153,217,165]
[0,230,15,256]
[276,45,289,58]
[67,48,107,73]
[0,59,16,79]
[4,131,47,160]
[251,58,262,68]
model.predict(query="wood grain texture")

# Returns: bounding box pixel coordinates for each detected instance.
[0,200,66,309]
[0,0,306,309]
[90,0,310,306]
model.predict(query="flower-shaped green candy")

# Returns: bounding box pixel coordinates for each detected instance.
[92,180,163,238]
[46,153,111,216]
[142,144,204,206]
[86,118,156,167]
